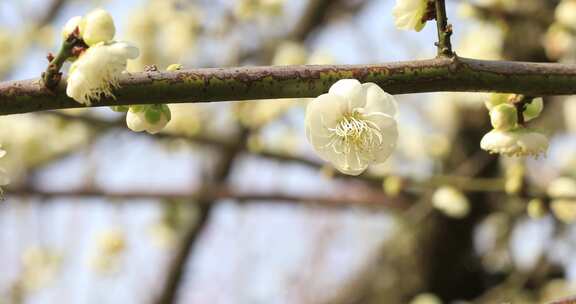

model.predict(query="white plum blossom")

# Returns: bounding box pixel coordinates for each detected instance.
[66,41,139,105]
[126,104,172,134]
[480,128,549,157]
[79,9,116,46]
[393,0,429,32]
[432,186,470,219]
[305,79,398,175]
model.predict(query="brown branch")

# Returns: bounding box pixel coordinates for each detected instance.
[4,57,576,115]
[6,185,404,209]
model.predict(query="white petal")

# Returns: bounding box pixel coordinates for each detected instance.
[305,93,346,146]
[364,113,398,162]
[0,149,6,158]
[362,83,398,117]
[110,41,140,59]
[324,148,368,176]
[328,79,366,110]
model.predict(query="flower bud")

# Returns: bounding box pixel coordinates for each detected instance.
[61,16,82,41]
[489,103,517,131]
[80,9,116,46]
[126,104,171,134]
[523,97,543,122]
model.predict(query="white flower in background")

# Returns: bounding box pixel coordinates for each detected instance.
[126,104,172,134]
[564,96,576,133]
[307,49,335,65]
[432,186,470,219]
[21,246,62,291]
[61,16,82,40]
[234,0,285,20]
[66,41,139,105]
[547,177,576,224]
[456,24,503,60]
[555,0,576,31]
[393,0,429,32]
[305,79,398,175]
[89,228,126,274]
[480,128,549,157]
[272,41,307,66]
[79,9,116,46]
[544,24,576,62]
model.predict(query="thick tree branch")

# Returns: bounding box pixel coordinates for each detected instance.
[3,57,576,115]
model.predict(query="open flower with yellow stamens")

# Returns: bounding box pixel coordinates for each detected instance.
[66,41,139,105]
[305,79,398,175]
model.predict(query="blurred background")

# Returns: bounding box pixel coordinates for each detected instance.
[1,0,576,303]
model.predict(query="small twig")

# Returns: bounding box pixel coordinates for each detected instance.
[41,29,85,90]
[434,0,454,57]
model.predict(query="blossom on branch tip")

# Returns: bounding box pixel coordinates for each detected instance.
[393,0,429,32]
[480,128,549,157]
[305,79,398,176]
[126,104,171,134]
[79,9,116,46]
[66,41,139,105]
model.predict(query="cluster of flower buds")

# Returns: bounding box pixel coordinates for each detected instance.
[480,94,549,157]
[60,9,139,105]
[57,9,174,134]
